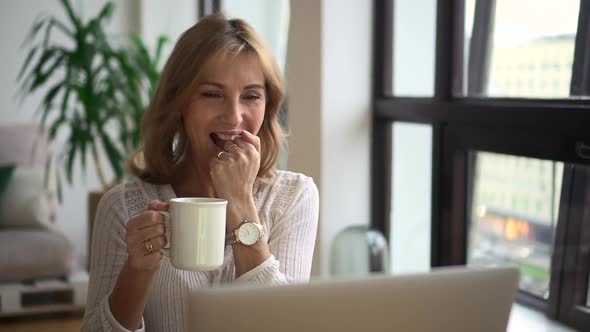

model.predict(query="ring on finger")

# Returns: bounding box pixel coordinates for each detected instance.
[217,151,225,159]
[144,240,154,255]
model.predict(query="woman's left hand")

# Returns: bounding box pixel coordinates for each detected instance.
[210,130,260,206]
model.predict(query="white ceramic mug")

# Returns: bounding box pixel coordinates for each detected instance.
[158,197,227,271]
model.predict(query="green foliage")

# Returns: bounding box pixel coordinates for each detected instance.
[0,165,16,199]
[17,0,168,193]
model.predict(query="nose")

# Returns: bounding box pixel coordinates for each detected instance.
[222,97,243,126]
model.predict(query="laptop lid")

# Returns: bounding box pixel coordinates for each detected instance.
[188,266,519,332]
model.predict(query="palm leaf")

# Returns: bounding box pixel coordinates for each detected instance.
[59,65,73,110]
[43,18,74,49]
[28,48,62,92]
[21,15,47,47]
[19,0,167,192]
[56,169,63,202]
[95,2,115,24]
[79,132,88,178]
[65,127,78,184]
[41,80,64,112]
[37,79,66,127]
[131,36,151,66]
[17,46,39,81]
[43,156,51,188]
[60,0,82,31]
[154,35,169,67]
[48,114,68,140]
[47,17,74,38]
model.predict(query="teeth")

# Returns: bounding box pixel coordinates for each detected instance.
[215,133,239,141]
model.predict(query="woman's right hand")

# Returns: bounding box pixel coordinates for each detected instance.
[125,199,169,272]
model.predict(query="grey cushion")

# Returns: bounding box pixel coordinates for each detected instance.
[0,124,48,168]
[0,230,77,282]
[0,167,60,232]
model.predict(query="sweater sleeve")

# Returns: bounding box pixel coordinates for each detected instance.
[81,185,145,332]
[237,176,319,285]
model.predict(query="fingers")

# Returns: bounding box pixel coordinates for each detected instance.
[129,225,168,256]
[233,136,254,152]
[147,199,169,211]
[136,235,167,256]
[126,201,169,255]
[217,150,229,160]
[223,140,240,152]
[136,222,166,244]
[238,130,261,152]
[216,131,259,160]
[124,200,169,271]
[128,220,167,250]
[131,209,167,230]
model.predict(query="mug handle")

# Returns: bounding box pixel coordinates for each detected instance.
[156,210,171,257]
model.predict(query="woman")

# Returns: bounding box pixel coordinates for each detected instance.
[81,13,319,332]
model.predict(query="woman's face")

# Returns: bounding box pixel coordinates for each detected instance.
[183,52,266,166]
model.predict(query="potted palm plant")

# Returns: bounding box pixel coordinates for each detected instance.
[17,0,168,196]
[18,0,168,261]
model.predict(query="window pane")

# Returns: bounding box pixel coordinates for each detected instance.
[467,152,563,299]
[221,0,290,72]
[390,122,432,274]
[392,0,436,96]
[463,0,579,98]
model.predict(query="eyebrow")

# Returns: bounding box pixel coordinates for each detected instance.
[199,81,265,90]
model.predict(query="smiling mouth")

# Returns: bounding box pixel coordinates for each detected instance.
[210,132,240,150]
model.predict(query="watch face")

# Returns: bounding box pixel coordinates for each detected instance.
[238,222,261,246]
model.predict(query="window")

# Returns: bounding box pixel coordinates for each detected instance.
[373,0,590,330]
[391,0,436,96]
[390,122,432,274]
[467,152,563,300]
[220,0,290,73]
[461,0,582,98]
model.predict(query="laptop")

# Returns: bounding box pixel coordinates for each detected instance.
[188,266,519,332]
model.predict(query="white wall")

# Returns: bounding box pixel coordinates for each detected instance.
[138,0,198,65]
[287,0,373,277]
[0,0,196,266]
[285,0,323,275]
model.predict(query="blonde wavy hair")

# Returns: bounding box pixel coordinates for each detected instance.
[129,13,285,185]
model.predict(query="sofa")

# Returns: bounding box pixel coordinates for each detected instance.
[0,123,80,316]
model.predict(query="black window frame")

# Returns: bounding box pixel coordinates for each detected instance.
[371,0,590,330]
[198,0,221,18]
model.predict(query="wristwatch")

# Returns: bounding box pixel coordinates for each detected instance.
[226,220,265,246]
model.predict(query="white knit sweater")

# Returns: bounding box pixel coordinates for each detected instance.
[81,170,319,332]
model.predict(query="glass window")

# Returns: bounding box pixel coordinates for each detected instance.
[221,0,290,72]
[392,0,436,96]
[390,122,432,274]
[467,152,563,299]
[463,0,579,98]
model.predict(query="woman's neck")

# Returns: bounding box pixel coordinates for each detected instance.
[171,161,217,198]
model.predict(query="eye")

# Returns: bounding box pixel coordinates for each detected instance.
[243,94,262,101]
[202,91,222,98]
